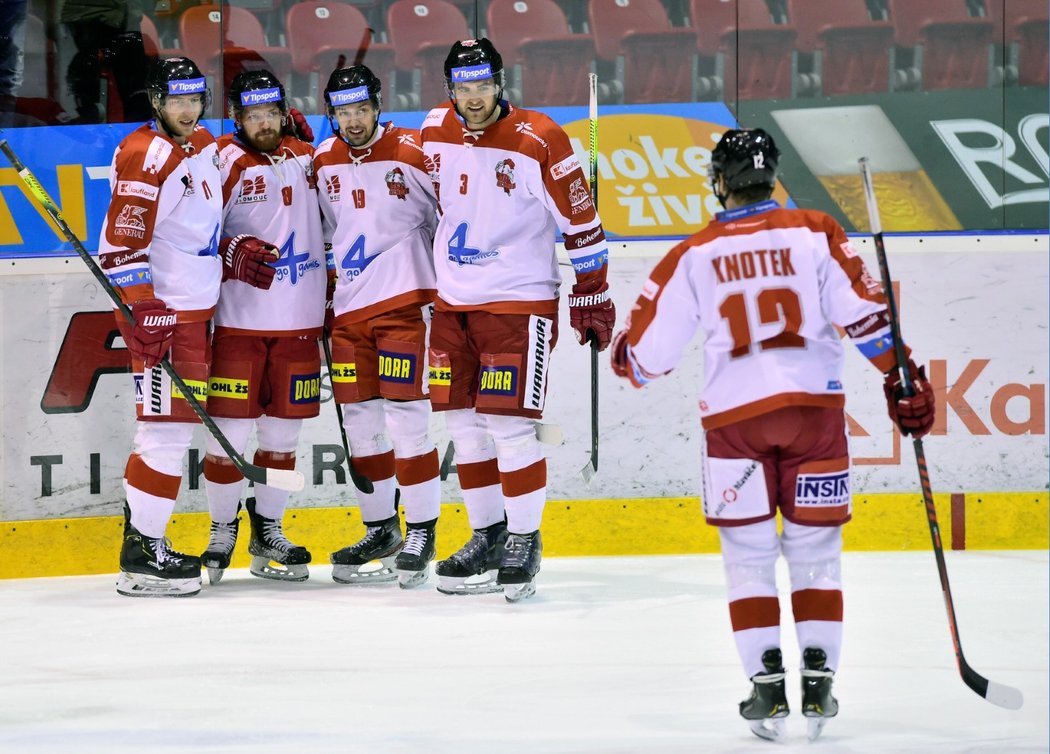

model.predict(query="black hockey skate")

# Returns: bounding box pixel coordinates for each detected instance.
[395,519,437,589]
[497,530,542,602]
[330,514,403,585]
[435,520,508,596]
[246,498,311,582]
[801,647,838,741]
[116,510,201,598]
[740,648,789,742]
[200,506,240,585]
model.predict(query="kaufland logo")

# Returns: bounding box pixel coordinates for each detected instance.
[329,86,369,106]
[240,87,281,106]
[168,77,206,95]
[451,64,492,81]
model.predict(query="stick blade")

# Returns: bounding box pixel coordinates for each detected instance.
[580,459,596,484]
[259,467,306,492]
[984,680,1024,710]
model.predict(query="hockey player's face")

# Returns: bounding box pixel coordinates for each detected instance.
[158,94,204,142]
[240,104,283,152]
[451,80,500,129]
[334,102,378,148]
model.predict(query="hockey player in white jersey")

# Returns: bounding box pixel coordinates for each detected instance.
[611,128,936,740]
[420,39,616,602]
[314,66,442,589]
[103,57,274,597]
[199,70,325,584]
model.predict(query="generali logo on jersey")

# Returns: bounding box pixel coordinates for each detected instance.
[113,204,147,239]
[236,175,267,204]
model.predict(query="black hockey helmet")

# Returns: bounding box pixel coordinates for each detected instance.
[146,56,210,110]
[709,128,780,207]
[227,69,288,119]
[443,38,504,99]
[324,65,382,112]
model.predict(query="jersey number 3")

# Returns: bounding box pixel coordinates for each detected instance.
[719,287,804,359]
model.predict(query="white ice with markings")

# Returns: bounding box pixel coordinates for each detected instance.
[0,550,1045,753]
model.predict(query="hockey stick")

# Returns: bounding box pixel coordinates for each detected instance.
[320,334,374,494]
[858,157,1023,710]
[580,72,600,484]
[0,139,304,493]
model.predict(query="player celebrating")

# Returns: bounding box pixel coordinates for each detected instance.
[611,128,935,740]
[101,57,226,597]
[314,66,442,588]
[200,70,324,584]
[420,39,615,602]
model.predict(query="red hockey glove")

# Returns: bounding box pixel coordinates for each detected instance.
[286,108,314,142]
[884,359,936,438]
[610,330,631,379]
[568,280,616,351]
[220,234,279,289]
[122,298,177,369]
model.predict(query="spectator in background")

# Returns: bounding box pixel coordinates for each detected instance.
[0,0,28,126]
[61,0,150,123]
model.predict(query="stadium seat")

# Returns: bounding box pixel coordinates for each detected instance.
[141,14,179,60]
[387,0,471,108]
[787,0,895,95]
[285,1,396,108]
[486,0,595,107]
[178,5,292,101]
[986,0,1048,86]
[691,0,798,101]
[886,0,994,89]
[587,0,698,103]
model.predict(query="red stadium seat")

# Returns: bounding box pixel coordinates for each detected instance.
[141,14,179,60]
[485,0,595,107]
[285,1,396,108]
[787,0,894,95]
[587,0,698,103]
[987,0,1048,86]
[886,0,994,89]
[178,5,292,102]
[387,0,471,108]
[690,0,798,101]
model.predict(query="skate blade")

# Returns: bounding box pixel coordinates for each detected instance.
[116,572,201,598]
[436,570,502,595]
[396,567,430,589]
[332,557,397,585]
[503,580,536,603]
[806,716,830,741]
[207,567,225,586]
[748,718,787,742]
[249,557,309,582]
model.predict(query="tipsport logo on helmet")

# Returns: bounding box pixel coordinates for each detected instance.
[240,87,282,106]
[168,77,207,95]
[451,64,493,82]
[329,86,370,106]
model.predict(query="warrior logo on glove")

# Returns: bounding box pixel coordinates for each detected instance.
[568,280,616,350]
[219,234,279,289]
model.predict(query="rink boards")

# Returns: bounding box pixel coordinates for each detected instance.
[0,235,1046,577]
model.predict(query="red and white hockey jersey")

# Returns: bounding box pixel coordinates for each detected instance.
[622,200,896,429]
[314,124,438,323]
[215,134,326,336]
[98,122,222,319]
[420,102,608,315]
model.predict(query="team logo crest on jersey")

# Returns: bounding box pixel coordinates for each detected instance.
[181,172,195,196]
[495,159,516,195]
[514,122,548,148]
[325,175,341,201]
[569,178,592,215]
[236,175,267,204]
[113,204,148,239]
[385,167,410,200]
